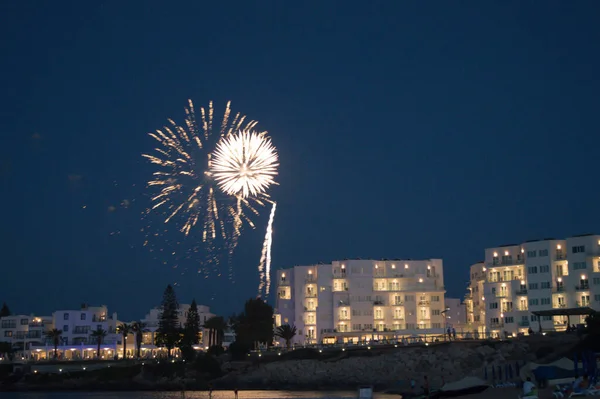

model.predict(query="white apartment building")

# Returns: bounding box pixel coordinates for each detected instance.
[464,234,600,337]
[0,314,53,350]
[275,258,446,345]
[464,262,486,335]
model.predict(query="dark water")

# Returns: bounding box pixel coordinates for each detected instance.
[0,391,399,399]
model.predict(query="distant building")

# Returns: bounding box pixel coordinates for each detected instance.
[141,303,215,351]
[0,314,53,351]
[444,298,467,332]
[275,258,447,345]
[463,233,600,337]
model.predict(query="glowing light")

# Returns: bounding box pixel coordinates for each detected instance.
[493,252,498,257]
[404,264,409,269]
[557,244,562,250]
[143,100,279,284]
[557,277,562,282]
[211,129,278,198]
[257,202,277,296]
[504,251,509,256]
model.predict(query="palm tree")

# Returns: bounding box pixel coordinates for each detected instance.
[131,321,147,358]
[204,316,227,347]
[90,327,107,358]
[274,324,297,350]
[45,329,62,359]
[117,323,133,359]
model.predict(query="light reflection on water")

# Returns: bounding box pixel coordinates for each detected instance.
[0,391,400,399]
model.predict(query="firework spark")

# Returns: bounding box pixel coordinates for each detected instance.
[211,130,279,199]
[143,100,279,287]
[257,202,277,296]
[142,100,260,242]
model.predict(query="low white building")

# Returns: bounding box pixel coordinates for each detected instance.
[0,314,53,351]
[275,258,447,345]
[140,303,215,352]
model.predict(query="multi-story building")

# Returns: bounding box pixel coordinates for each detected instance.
[464,262,486,335]
[275,258,446,345]
[0,314,53,350]
[466,233,600,337]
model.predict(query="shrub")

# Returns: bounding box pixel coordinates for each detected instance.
[228,341,251,360]
[207,345,225,357]
[195,353,221,377]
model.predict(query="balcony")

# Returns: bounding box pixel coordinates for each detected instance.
[487,275,523,283]
[305,276,316,283]
[515,289,528,296]
[337,300,350,307]
[552,286,565,293]
[393,315,404,320]
[305,292,317,298]
[415,324,432,329]
[338,316,351,321]
[576,302,591,308]
[555,253,566,260]
[575,285,590,291]
[333,273,347,279]
[464,292,473,300]
[305,321,316,326]
[495,293,508,298]
[553,303,566,309]
[501,307,513,313]
[279,279,290,286]
[333,286,349,292]
[490,322,504,329]
[373,300,385,306]
[517,321,530,327]
[418,300,430,306]
[392,301,404,306]
[304,307,316,312]
[28,322,45,328]
[374,315,385,321]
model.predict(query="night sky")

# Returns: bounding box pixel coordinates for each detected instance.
[1,1,599,321]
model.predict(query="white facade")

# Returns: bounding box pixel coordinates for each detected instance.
[466,234,600,337]
[0,315,53,349]
[444,298,467,331]
[53,304,120,347]
[275,258,446,345]
[464,262,486,335]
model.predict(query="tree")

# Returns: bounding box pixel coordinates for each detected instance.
[117,323,133,359]
[90,327,107,358]
[232,298,274,349]
[183,299,201,345]
[585,312,600,336]
[274,324,297,349]
[0,303,10,318]
[45,329,62,359]
[204,316,227,347]
[131,321,147,358]
[156,285,180,358]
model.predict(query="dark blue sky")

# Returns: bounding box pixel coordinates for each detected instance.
[1,1,599,320]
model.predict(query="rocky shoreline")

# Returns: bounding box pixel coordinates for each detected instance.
[0,335,581,392]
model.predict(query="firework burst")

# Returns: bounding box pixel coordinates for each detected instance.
[211,130,279,199]
[142,100,279,292]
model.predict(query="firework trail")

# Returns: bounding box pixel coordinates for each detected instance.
[257,202,277,297]
[143,100,279,286]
